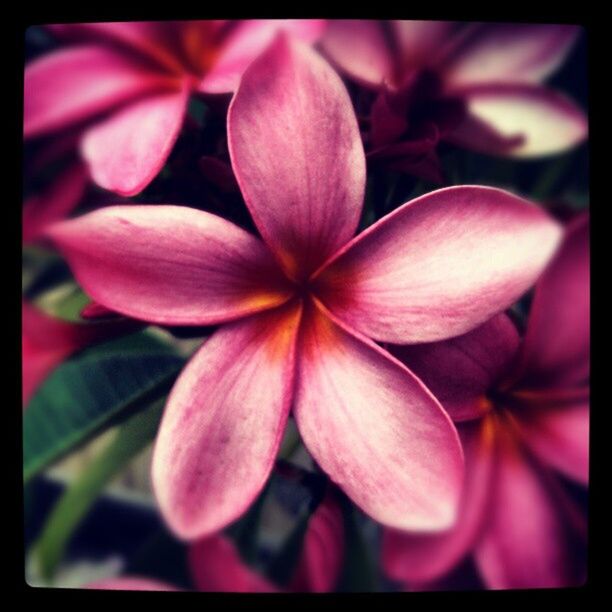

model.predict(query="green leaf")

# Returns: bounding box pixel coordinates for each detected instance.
[23,333,185,482]
[32,398,165,580]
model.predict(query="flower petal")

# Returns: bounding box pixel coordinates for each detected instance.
[228,34,365,279]
[290,492,345,593]
[391,20,457,69]
[443,24,580,89]
[316,186,562,344]
[199,19,327,94]
[516,214,590,388]
[474,429,587,589]
[87,577,178,591]
[81,87,189,196]
[189,535,277,592]
[449,84,587,157]
[391,314,520,422]
[24,46,176,138]
[152,303,301,539]
[320,20,394,87]
[47,205,292,326]
[293,302,464,531]
[382,418,496,584]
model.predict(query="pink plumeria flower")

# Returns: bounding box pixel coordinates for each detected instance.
[88,492,344,592]
[322,20,588,180]
[383,214,589,589]
[24,19,326,196]
[48,35,562,540]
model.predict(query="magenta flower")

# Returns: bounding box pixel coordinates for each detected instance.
[88,492,344,592]
[322,21,587,180]
[48,36,561,540]
[24,20,325,196]
[382,215,589,589]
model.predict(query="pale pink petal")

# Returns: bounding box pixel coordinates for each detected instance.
[189,535,277,592]
[474,431,586,589]
[290,492,345,592]
[444,24,580,89]
[391,20,457,70]
[81,86,189,196]
[316,186,562,344]
[47,206,292,326]
[516,215,590,388]
[392,314,520,422]
[382,418,496,584]
[24,46,177,138]
[23,161,89,243]
[449,84,587,157]
[152,303,301,539]
[293,303,464,532]
[199,19,327,93]
[228,34,365,279]
[320,20,394,87]
[87,577,178,591]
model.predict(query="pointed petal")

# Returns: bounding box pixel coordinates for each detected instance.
[444,24,580,89]
[293,303,464,532]
[199,19,327,94]
[450,84,587,157]
[87,577,178,591]
[152,303,301,539]
[24,46,176,138]
[228,34,365,279]
[316,186,562,344]
[290,492,345,592]
[382,418,496,584]
[474,430,587,589]
[320,19,394,87]
[81,87,188,196]
[47,205,292,326]
[189,535,278,592]
[516,215,590,387]
[391,314,520,422]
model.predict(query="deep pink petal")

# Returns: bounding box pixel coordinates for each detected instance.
[290,492,345,593]
[391,20,457,70]
[87,577,178,591]
[199,19,326,94]
[443,24,580,89]
[516,215,590,388]
[382,418,496,584]
[24,46,177,138]
[152,303,301,539]
[316,186,562,344]
[47,205,292,326]
[320,20,393,87]
[449,84,588,157]
[474,428,587,589]
[228,34,365,279]
[391,314,520,422]
[81,86,189,195]
[23,161,89,243]
[293,302,464,532]
[189,535,277,592]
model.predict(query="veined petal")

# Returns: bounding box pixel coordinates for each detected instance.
[47,205,293,326]
[228,34,365,280]
[293,302,464,532]
[474,428,587,589]
[450,84,587,157]
[443,24,580,89]
[199,19,327,94]
[152,303,301,539]
[87,577,178,591]
[391,314,520,422]
[81,86,189,196]
[316,186,562,344]
[382,418,496,584]
[320,20,394,87]
[189,535,277,592]
[24,46,177,138]
[516,215,590,388]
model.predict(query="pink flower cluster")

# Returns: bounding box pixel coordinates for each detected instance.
[23,20,589,591]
